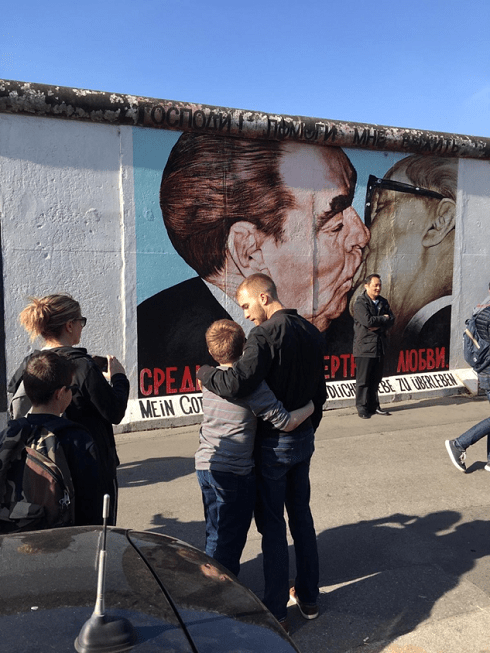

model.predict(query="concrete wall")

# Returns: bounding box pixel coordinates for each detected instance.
[1,81,490,430]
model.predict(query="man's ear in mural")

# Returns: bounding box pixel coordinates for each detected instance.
[422,198,456,248]
[227,221,271,277]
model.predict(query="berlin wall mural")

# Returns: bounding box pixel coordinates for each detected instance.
[2,83,490,431]
[135,130,458,421]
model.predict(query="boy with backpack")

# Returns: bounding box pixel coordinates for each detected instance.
[0,351,102,532]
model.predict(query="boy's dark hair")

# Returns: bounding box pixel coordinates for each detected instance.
[205,319,246,364]
[23,351,75,406]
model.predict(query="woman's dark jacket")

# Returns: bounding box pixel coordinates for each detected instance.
[353,291,395,358]
[8,347,130,482]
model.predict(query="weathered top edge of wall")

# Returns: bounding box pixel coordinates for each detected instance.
[1,79,489,160]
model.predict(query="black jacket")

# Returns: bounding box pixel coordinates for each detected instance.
[353,291,395,358]
[198,309,326,437]
[8,347,129,481]
[137,277,231,396]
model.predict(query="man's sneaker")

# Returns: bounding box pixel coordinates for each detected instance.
[289,587,319,620]
[445,440,467,472]
[485,463,490,472]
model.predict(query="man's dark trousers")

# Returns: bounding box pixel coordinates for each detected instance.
[254,430,319,621]
[355,355,384,415]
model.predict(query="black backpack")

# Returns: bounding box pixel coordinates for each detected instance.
[0,418,76,533]
[9,380,32,419]
[463,308,490,375]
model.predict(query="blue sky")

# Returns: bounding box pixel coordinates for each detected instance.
[1,0,489,137]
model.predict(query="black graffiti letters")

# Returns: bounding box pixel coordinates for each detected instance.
[267,118,337,143]
[145,105,233,133]
[353,128,387,148]
[401,134,460,155]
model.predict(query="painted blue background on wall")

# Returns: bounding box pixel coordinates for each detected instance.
[133,128,195,305]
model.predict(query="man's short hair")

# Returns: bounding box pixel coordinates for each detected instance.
[23,351,75,406]
[205,319,246,365]
[237,273,279,302]
[386,156,457,202]
[160,134,298,280]
[364,273,381,286]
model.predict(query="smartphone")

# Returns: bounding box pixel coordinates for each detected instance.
[92,355,108,373]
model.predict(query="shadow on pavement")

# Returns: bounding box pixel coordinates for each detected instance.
[133,501,490,651]
[236,510,490,652]
[118,455,195,487]
[147,513,206,552]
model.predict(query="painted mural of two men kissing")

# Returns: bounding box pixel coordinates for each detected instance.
[351,155,457,375]
[137,132,457,396]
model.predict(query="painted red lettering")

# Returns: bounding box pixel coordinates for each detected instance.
[426,349,435,370]
[331,356,341,378]
[154,368,165,395]
[397,350,406,373]
[179,366,196,393]
[324,356,331,380]
[140,368,153,396]
[166,367,178,394]
[408,350,417,373]
[435,348,446,368]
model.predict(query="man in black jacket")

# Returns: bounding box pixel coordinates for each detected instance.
[198,274,326,631]
[353,274,395,419]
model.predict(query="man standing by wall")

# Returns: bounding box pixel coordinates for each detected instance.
[353,274,395,419]
[197,273,326,631]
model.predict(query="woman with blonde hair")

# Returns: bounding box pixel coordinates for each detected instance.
[8,294,129,524]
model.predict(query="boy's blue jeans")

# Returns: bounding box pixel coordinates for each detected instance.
[454,387,490,461]
[196,468,255,577]
[455,417,490,460]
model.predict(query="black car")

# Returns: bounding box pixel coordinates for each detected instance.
[0,526,300,652]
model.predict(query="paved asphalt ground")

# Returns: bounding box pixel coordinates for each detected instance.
[116,394,490,653]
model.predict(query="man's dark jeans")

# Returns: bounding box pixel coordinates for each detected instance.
[355,355,384,414]
[254,431,319,621]
[455,417,490,460]
[454,388,490,461]
[196,469,255,577]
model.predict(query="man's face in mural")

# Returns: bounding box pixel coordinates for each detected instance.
[259,143,370,332]
[359,164,456,331]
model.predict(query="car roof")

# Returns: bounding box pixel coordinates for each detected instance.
[0,526,299,653]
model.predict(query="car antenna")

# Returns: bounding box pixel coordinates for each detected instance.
[74,494,137,652]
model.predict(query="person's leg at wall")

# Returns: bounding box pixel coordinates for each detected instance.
[372,356,391,416]
[197,469,255,576]
[211,470,256,577]
[285,458,319,620]
[196,470,219,557]
[254,469,289,624]
[445,416,490,472]
[355,357,371,419]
